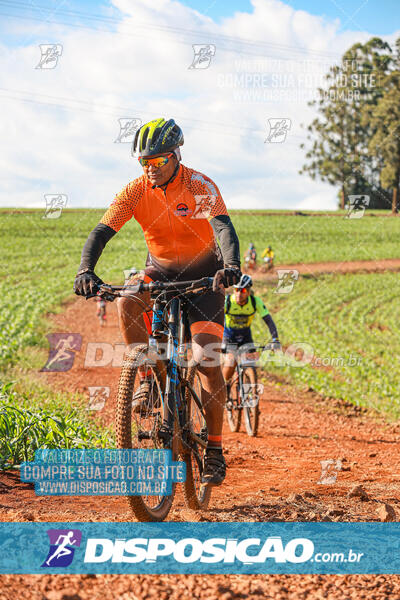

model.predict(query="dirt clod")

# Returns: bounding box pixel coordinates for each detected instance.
[287,493,304,503]
[377,503,396,522]
[347,485,370,501]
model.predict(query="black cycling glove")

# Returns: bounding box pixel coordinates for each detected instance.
[212,266,241,292]
[73,269,104,298]
[269,340,282,352]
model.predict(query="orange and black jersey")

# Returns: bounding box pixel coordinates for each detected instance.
[79,164,240,280]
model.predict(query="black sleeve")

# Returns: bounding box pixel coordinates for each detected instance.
[263,314,279,340]
[78,223,117,271]
[209,215,241,268]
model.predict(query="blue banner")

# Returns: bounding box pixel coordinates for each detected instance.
[20,450,185,496]
[0,522,400,574]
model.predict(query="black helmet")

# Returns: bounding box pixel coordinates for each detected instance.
[133,118,184,157]
[234,274,253,289]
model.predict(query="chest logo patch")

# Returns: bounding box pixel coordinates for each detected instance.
[174,203,192,217]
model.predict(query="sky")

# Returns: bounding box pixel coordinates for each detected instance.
[0,0,399,210]
[180,0,400,34]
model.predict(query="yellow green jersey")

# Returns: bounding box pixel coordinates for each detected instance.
[262,248,274,259]
[224,293,270,330]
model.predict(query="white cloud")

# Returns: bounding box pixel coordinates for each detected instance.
[0,0,398,209]
[296,190,338,211]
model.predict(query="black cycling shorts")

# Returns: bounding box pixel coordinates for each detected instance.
[131,266,225,340]
[221,327,256,354]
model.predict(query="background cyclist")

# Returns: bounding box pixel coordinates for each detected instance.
[73,117,241,486]
[244,242,257,271]
[261,245,274,268]
[95,295,106,325]
[221,274,281,391]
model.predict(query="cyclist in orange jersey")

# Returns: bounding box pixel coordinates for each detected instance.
[74,118,241,486]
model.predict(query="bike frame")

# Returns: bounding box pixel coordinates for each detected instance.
[149,292,206,452]
[235,360,245,404]
[232,345,264,408]
[160,296,182,435]
[97,277,215,451]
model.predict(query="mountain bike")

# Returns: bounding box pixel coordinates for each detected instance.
[260,257,274,273]
[95,298,106,326]
[225,344,270,437]
[98,277,219,522]
[242,255,257,273]
[97,305,106,326]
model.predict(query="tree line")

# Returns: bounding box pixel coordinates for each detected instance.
[300,37,400,212]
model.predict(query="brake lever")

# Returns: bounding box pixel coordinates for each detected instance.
[96,284,117,302]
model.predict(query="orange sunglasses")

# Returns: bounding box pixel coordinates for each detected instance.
[138,153,174,168]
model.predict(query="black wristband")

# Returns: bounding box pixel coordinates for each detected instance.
[76,268,94,276]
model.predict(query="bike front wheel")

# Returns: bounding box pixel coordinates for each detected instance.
[181,366,211,510]
[243,367,259,437]
[115,344,176,522]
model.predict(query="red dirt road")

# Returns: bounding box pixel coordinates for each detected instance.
[1,284,400,598]
[251,258,400,280]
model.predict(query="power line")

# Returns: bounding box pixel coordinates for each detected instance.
[0,0,342,61]
[0,86,306,141]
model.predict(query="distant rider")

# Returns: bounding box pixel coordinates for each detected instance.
[261,245,274,269]
[221,274,281,388]
[244,243,257,270]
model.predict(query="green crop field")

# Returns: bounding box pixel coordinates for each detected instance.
[1,208,399,421]
[0,210,148,368]
[231,211,400,264]
[251,271,400,419]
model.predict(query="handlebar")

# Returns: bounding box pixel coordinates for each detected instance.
[97,277,215,300]
[238,342,281,354]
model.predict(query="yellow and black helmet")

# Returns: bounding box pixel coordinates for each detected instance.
[133,118,184,157]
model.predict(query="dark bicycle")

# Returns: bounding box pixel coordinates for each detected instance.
[226,343,273,437]
[98,277,218,522]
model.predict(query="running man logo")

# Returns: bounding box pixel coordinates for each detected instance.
[114,118,142,144]
[188,44,216,69]
[43,194,68,219]
[242,383,264,408]
[193,195,217,219]
[88,386,110,411]
[346,195,370,219]
[36,44,63,69]
[317,459,342,485]
[275,270,299,294]
[42,529,82,568]
[40,333,82,372]
[265,118,291,143]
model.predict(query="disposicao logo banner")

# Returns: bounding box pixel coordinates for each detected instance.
[1,523,400,574]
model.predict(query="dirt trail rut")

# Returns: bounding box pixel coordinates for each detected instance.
[1,276,400,598]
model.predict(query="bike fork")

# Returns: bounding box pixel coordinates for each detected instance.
[159,298,180,445]
[237,364,244,404]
